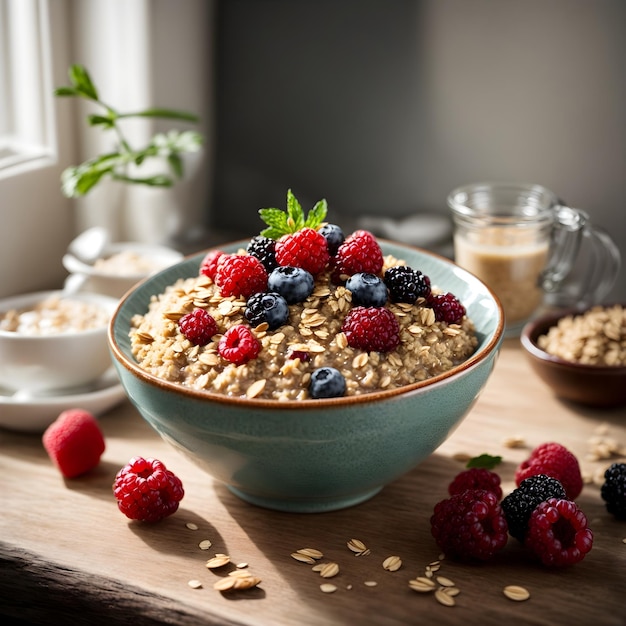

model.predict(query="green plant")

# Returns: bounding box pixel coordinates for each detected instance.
[54,64,203,198]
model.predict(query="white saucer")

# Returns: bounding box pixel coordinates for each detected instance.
[0,368,127,434]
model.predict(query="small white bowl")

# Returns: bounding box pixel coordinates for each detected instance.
[0,290,118,394]
[62,241,184,298]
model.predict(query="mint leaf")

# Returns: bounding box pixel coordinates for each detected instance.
[286,189,304,232]
[305,198,327,229]
[69,64,98,100]
[466,454,502,470]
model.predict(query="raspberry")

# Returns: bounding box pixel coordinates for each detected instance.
[199,249,225,280]
[600,462,626,520]
[112,456,184,523]
[319,223,345,255]
[247,236,278,272]
[43,409,106,478]
[218,324,260,365]
[215,254,268,299]
[179,308,218,345]
[383,266,431,304]
[275,227,330,276]
[345,272,388,307]
[448,468,503,500]
[501,474,567,542]
[332,230,383,283]
[525,498,593,567]
[430,489,509,561]
[515,442,583,500]
[267,265,315,304]
[309,367,346,399]
[244,292,290,330]
[341,306,400,353]
[428,292,466,325]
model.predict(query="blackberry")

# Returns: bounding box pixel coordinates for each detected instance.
[600,462,626,520]
[319,223,345,255]
[341,306,401,353]
[501,474,567,542]
[428,292,466,325]
[244,292,290,330]
[383,266,431,304]
[345,273,388,307]
[309,367,346,399]
[247,236,278,272]
[267,265,314,304]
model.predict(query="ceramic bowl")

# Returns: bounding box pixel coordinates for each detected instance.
[0,290,118,394]
[521,306,626,408]
[62,241,183,298]
[109,241,505,513]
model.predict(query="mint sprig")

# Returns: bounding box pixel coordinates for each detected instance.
[259,189,327,239]
[466,454,502,470]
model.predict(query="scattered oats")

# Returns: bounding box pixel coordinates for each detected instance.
[246,379,266,398]
[291,552,317,564]
[436,576,455,587]
[442,587,460,597]
[346,584,353,590]
[452,452,472,463]
[382,556,402,572]
[296,548,324,560]
[502,435,526,449]
[214,574,262,591]
[198,539,212,550]
[320,583,338,594]
[319,562,340,578]
[185,522,199,531]
[187,579,203,589]
[503,585,530,601]
[364,581,378,587]
[347,538,368,554]
[206,554,231,569]
[424,568,433,578]
[228,569,253,578]
[236,562,249,569]
[435,588,456,607]
[415,576,436,588]
[409,579,437,593]
[622,538,626,544]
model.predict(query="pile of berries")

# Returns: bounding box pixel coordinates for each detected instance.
[430,444,594,567]
[186,190,468,398]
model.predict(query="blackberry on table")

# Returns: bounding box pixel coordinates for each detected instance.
[345,272,388,307]
[383,266,431,304]
[600,462,626,520]
[247,236,278,272]
[245,292,290,330]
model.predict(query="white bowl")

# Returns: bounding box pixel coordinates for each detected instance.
[0,290,118,393]
[62,241,184,298]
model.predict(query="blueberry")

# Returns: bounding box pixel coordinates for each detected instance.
[345,272,388,307]
[309,367,346,399]
[244,292,290,330]
[267,266,314,304]
[319,223,345,255]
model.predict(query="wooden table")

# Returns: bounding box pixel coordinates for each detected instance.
[1,338,625,626]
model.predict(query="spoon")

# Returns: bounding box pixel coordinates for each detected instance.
[67,227,110,265]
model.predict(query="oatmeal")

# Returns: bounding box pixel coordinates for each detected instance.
[94,250,165,276]
[130,255,478,400]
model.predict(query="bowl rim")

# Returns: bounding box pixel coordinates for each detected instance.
[108,239,505,409]
[520,304,626,373]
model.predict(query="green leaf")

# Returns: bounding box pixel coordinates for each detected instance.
[168,153,183,178]
[53,86,80,97]
[286,189,304,231]
[69,65,98,100]
[61,164,112,198]
[466,454,502,470]
[87,114,116,129]
[305,198,328,229]
[121,108,200,123]
[113,174,173,188]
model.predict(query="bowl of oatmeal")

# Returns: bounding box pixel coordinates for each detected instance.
[110,232,504,512]
[521,304,626,408]
[0,290,118,394]
[63,241,183,298]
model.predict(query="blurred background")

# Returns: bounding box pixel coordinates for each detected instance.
[1,0,624,299]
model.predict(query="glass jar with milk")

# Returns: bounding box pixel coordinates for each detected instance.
[448,183,620,336]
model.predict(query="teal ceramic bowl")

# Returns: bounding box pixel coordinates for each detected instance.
[109,241,504,513]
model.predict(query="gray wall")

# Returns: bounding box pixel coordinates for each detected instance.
[211,0,625,300]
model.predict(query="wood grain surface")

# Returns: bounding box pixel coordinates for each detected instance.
[1,338,625,626]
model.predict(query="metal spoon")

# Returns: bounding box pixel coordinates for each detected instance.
[67,227,110,265]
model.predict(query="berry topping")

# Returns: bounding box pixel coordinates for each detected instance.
[215,254,268,299]
[448,467,503,500]
[600,462,626,520]
[199,249,226,280]
[345,272,388,307]
[501,474,567,542]
[524,498,593,567]
[244,292,290,330]
[319,223,345,255]
[383,265,431,304]
[309,367,347,399]
[247,235,279,272]
[179,308,218,346]
[218,324,261,365]
[288,349,311,362]
[341,306,400,353]
[42,409,105,478]
[430,489,509,561]
[427,292,466,325]
[515,442,583,500]
[112,456,184,523]
[331,230,383,283]
[267,265,315,304]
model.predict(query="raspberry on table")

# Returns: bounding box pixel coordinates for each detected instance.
[525,498,593,567]
[345,272,388,307]
[179,308,218,346]
[341,306,400,353]
[247,236,279,272]
[245,292,290,330]
[215,254,268,299]
[383,266,431,304]
[427,292,466,325]
[275,227,330,276]
[199,249,226,280]
[501,474,567,542]
[267,265,315,304]
[42,409,106,478]
[112,456,184,523]
[430,489,509,561]
[218,324,261,365]
[309,367,347,399]
[600,462,626,520]
[448,467,503,500]
[515,442,583,500]
[319,223,345,256]
[331,230,383,283]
